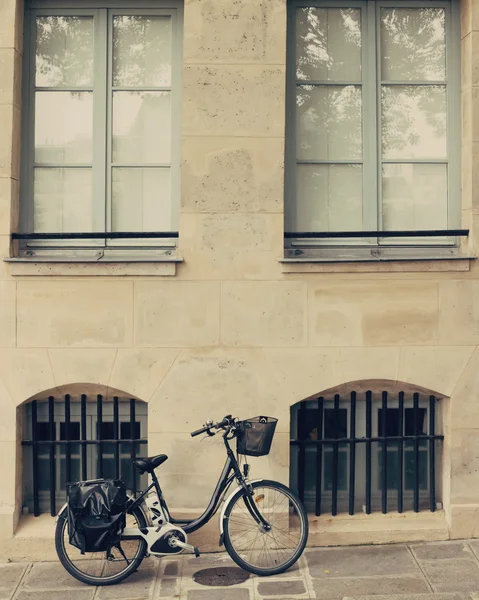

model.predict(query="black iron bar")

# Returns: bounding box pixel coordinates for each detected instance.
[22,439,148,446]
[289,435,443,445]
[365,391,372,515]
[97,395,103,478]
[297,401,307,503]
[31,400,39,517]
[331,394,340,516]
[130,399,137,494]
[413,393,420,513]
[284,229,468,239]
[13,231,179,240]
[48,396,56,516]
[349,392,356,516]
[315,397,324,516]
[429,396,437,512]
[65,394,71,485]
[114,397,120,480]
[81,395,87,480]
[381,391,388,514]
[398,392,404,513]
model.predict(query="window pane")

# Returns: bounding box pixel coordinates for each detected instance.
[113,16,172,87]
[296,164,363,232]
[382,164,448,230]
[112,92,171,163]
[381,8,446,82]
[34,168,93,233]
[112,168,171,231]
[382,85,446,159]
[59,422,81,440]
[36,16,94,87]
[35,92,93,164]
[296,8,362,82]
[324,409,347,438]
[297,86,362,160]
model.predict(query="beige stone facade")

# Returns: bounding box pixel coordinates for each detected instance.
[1,0,479,560]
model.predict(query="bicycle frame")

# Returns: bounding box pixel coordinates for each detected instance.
[127,430,269,535]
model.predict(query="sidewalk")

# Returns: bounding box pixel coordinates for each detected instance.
[2,540,479,600]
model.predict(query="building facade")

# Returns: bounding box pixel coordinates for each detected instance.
[0,0,479,560]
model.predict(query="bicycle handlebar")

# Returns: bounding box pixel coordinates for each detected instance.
[190,415,233,437]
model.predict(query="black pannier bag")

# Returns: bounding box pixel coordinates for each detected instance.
[67,479,128,554]
[237,416,278,457]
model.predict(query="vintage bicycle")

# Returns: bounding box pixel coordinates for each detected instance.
[55,415,309,586]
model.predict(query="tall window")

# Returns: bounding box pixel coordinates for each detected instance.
[285,1,460,254]
[21,3,182,255]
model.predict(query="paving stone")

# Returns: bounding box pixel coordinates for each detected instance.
[306,545,418,578]
[187,590,250,600]
[467,541,479,559]
[257,579,306,596]
[411,542,473,561]
[312,575,430,600]
[16,591,95,600]
[343,595,473,600]
[97,563,157,599]
[0,563,27,597]
[421,559,479,593]
[22,563,92,588]
[158,578,178,597]
[163,561,178,576]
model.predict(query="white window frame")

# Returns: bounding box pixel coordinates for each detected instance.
[20,0,183,258]
[285,0,461,260]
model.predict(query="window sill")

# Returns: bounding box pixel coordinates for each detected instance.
[4,256,183,276]
[280,255,475,274]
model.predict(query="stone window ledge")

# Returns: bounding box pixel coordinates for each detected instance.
[4,256,183,276]
[280,255,475,274]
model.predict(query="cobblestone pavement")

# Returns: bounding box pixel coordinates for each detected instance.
[2,540,479,600]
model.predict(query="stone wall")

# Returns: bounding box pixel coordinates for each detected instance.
[0,0,479,550]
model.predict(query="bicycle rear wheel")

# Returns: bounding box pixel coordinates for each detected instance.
[55,504,147,586]
[223,479,308,576]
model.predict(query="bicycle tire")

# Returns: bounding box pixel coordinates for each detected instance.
[223,479,308,576]
[55,504,148,586]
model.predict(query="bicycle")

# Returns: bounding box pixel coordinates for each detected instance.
[55,414,309,586]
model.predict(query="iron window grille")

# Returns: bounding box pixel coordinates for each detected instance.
[22,394,148,516]
[290,391,443,516]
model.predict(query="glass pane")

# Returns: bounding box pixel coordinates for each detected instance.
[35,92,93,164]
[382,164,448,230]
[297,86,362,160]
[324,446,348,491]
[381,8,446,82]
[34,168,93,233]
[382,85,446,159]
[324,409,347,438]
[113,16,172,87]
[36,16,94,87]
[296,164,363,232]
[112,92,171,163]
[296,8,362,82]
[112,168,171,232]
[405,443,428,490]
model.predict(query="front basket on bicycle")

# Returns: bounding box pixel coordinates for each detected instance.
[237,416,278,457]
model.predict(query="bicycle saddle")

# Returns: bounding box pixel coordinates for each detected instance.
[133,454,168,474]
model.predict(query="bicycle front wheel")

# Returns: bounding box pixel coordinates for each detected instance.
[55,504,147,586]
[223,479,308,576]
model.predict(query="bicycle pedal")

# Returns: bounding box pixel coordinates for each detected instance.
[194,546,200,558]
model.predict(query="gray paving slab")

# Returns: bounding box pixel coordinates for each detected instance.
[158,578,178,597]
[343,595,475,600]
[421,559,479,593]
[256,579,307,596]
[411,542,474,561]
[312,575,430,600]
[0,564,28,599]
[15,591,95,600]
[22,562,91,589]
[97,559,158,599]
[186,590,250,600]
[306,545,418,578]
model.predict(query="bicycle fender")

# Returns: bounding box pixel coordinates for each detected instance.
[218,479,264,540]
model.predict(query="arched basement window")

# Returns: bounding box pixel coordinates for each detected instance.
[290,389,443,515]
[22,394,148,516]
